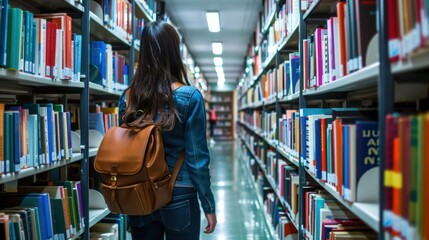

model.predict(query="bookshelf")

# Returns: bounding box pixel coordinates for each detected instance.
[236,0,429,239]
[0,0,158,239]
[210,91,234,140]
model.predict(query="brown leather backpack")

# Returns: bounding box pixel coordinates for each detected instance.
[94,83,185,215]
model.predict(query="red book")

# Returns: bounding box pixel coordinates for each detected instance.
[384,114,398,234]
[388,0,400,62]
[321,118,327,182]
[333,119,344,195]
[336,2,348,76]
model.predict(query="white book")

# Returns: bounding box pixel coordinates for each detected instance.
[106,44,113,89]
[54,29,64,79]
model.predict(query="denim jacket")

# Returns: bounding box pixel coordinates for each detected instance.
[118,85,216,214]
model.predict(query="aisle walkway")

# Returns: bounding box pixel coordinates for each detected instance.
[201,141,272,240]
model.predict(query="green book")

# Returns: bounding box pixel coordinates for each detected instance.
[5,7,22,70]
[50,198,67,240]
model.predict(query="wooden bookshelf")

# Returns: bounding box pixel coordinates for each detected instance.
[210,91,234,140]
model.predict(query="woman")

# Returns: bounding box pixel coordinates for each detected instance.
[118,20,217,239]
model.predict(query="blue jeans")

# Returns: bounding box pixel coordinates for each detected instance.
[128,187,201,240]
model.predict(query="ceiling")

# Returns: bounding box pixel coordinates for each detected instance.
[164,0,261,88]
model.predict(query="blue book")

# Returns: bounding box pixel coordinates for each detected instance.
[90,41,107,86]
[284,61,290,96]
[300,116,307,165]
[0,193,53,240]
[66,112,72,158]
[355,121,379,202]
[0,0,8,66]
[314,196,326,240]
[103,0,110,24]
[31,18,37,74]
[4,110,21,172]
[4,111,12,173]
[28,114,38,168]
[315,119,322,179]
[89,112,105,135]
[342,125,350,200]
[290,53,300,94]
[300,108,333,117]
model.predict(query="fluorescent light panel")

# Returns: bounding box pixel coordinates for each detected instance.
[212,42,223,55]
[206,12,220,32]
[213,57,223,66]
[215,66,224,73]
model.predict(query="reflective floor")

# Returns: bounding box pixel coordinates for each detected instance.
[200,141,273,240]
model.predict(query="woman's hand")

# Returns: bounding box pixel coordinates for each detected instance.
[204,213,217,234]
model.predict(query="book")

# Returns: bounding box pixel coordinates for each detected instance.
[0,193,53,240]
[355,121,379,202]
[5,7,22,70]
[354,0,377,69]
[0,0,8,67]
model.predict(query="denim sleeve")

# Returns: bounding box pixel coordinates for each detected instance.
[118,90,127,126]
[185,90,216,214]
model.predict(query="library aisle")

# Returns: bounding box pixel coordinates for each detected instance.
[201,141,272,240]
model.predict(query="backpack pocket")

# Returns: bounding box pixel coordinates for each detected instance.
[100,174,173,215]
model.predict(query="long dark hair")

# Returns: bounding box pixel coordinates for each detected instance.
[123,20,188,130]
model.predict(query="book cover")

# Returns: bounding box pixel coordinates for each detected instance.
[0,0,8,67]
[354,0,377,69]
[5,7,22,70]
[0,103,4,175]
[336,2,348,76]
[0,193,53,240]
[355,121,379,203]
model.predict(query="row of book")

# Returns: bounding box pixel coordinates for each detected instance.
[266,193,298,240]
[303,189,376,240]
[92,0,133,42]
[135,0,157,19]
[301,108,379,203]
[90,41,129,90]
[239,142,298,240]
[240,135,377,240]
[88,105,119,136]
[388,0,429,62]
[253,0,311,76]
[302,1,377,89]
[0,103,73,176]
[0,181,84,240]
[384,113,429,239]
[90,214,127,240]
[240,107,380,204]
[0,2,82,81]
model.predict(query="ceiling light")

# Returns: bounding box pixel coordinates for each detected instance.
[215,66,224,73]
[212,42,223,55]
[217,72,225,78]
[195,66,200,73]
[213,57,223,66]
[206,12,220,32]
[195,72,200,78]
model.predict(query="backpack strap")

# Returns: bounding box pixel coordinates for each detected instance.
[170,151,185,188]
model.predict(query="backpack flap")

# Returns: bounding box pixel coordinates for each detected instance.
[94,124,156,177]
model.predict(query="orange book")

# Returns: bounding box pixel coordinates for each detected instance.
[392,137,401,237]
[333,119,343,195]
[336,2,347,77]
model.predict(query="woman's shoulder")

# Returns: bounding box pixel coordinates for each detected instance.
[174,85,202,98]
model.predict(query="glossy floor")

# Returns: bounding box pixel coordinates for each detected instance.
[200,141,273,240]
